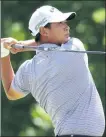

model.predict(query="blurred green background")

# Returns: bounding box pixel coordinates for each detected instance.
[1,0,105,136]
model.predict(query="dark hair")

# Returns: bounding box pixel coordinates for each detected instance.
[35,23,51,42]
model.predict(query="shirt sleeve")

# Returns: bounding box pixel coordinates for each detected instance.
[11,60,32,95]
[72,37,86,51]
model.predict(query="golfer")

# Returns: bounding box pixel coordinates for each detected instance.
[1,5,105,137]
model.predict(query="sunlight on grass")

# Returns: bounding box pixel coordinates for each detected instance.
[30,104,54,135]
[11,22,26,40]
[31,104,52,124]
[76,23,86,33]
[19,127,37,136]
[92,8,105,24]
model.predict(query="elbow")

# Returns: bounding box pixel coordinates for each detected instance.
[4,90,17,101]
[6,91,23,101]
[6,87,25,101]
[6,94,19,101]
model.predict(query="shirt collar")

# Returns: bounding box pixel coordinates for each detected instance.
[36,37,72,54]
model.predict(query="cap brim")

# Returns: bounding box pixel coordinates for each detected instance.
[64,12,76,20]
[49,12,76,23]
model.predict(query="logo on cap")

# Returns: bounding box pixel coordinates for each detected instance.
[50,7,54,12]
[35,18,48,31]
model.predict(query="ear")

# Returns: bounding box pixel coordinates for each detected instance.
[40,27,49,36]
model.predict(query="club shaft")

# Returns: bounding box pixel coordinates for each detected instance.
[11,44,106,54]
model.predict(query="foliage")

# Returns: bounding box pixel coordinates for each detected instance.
[1,0,105,136]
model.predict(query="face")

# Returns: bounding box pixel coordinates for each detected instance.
[50,21,70,44]
[41,21,70,45]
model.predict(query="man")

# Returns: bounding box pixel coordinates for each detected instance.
[1,5,105,137]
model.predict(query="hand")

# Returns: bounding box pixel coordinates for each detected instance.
[1,37,25,54]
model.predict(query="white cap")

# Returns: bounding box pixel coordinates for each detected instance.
[28,5,76,36]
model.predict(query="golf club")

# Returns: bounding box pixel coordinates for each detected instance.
[11,44,106,55]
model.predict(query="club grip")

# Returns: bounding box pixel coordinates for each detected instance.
[11,44,24,49]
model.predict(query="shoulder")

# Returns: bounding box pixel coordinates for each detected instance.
[19,60,31,69]
[71,37,85,50]
[72,37,84,46]
[17,59,33,74]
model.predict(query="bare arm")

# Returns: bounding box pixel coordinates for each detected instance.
[1,37,37,100]
[1,55,25,100]
[1,55,14,93]
[1,37,28,100]
[18,39,36,46]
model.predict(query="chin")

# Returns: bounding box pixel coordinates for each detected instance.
[64,37,70,43]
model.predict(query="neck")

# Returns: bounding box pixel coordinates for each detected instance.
[38,37,62,46]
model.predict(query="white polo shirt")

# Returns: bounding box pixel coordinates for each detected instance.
[11,37,105,136]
